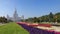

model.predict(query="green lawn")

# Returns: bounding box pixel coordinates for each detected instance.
[0,22,29,34]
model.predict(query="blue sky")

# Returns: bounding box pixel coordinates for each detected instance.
[0,0,60,18]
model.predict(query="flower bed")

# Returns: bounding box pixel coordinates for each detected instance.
[38,24,52,27]
[17,22,60,34]
[17,22,52,27]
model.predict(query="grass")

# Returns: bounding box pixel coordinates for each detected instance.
[0,22,29,34]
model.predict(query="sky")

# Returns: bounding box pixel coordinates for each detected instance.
[0,0,60,18]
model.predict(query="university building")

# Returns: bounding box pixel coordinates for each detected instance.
[7,9,24,22]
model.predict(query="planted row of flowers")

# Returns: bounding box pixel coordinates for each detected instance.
[17,22,52,27]
[17,22,57,34]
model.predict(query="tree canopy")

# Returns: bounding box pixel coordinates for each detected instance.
[24,12,60,23]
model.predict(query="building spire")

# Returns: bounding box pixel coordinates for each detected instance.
[14,8,18,17]
[13,8,18,22]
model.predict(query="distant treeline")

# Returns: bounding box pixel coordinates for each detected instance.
[0,16,12,23]
[24,12,60,23]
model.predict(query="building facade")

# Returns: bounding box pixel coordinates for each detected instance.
[7,9,24,22]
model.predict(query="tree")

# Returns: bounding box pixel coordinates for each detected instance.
[49,12,54,22]
[55,13,60,23]
[0,17,8,23]
[24,12,60,23]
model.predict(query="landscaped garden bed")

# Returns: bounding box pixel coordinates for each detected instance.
[17,22,60,34]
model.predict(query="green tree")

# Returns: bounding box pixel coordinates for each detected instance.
[55,13,60,23]
[49,12,54,22]
[0,17,8,23]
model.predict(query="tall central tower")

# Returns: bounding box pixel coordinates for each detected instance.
[13,8,18,22]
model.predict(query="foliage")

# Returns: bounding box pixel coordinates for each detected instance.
[0,17,8,23]
[0,16,13,23]
[25,12,60,23]
[49,12,54,22]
